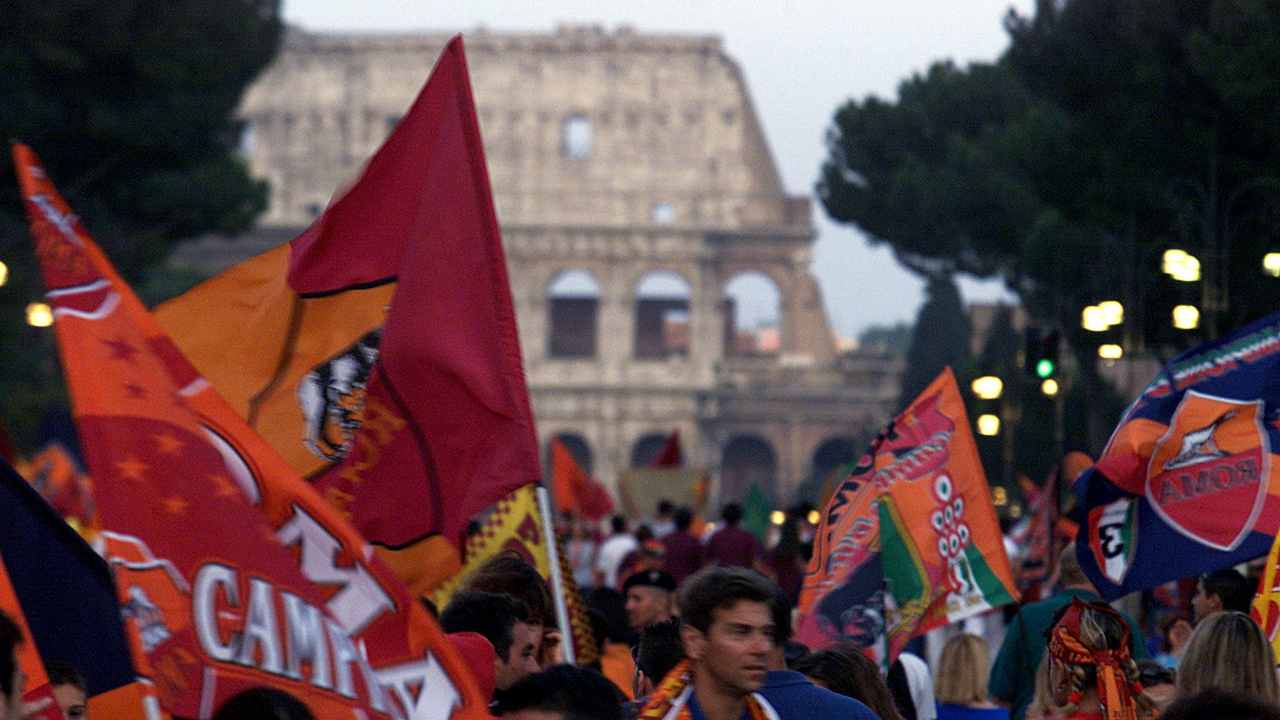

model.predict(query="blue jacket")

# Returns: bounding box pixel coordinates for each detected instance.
[760,670,881,719]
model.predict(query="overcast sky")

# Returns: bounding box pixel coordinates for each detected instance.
[285,0,1032,338]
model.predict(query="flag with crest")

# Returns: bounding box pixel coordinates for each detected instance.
[795,368,1017,658]
[16,143,487,719]
[1074,311,1280,599]
[155,36,538,598]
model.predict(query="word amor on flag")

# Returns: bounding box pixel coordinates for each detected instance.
[156,36,539,597]
[1074,311,1280,599]
[795,368,1017,658]
[0,458,154,719]
[16,144,487,720]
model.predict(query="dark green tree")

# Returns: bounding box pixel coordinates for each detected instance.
[0,1,283,447]
[898,274,971,408]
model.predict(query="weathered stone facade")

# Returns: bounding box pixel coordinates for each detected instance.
[178,24,903,505]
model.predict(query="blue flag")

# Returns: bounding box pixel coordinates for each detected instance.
[1075,311,1280,599]
[0,458,136,697]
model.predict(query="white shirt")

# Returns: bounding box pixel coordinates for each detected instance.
[594,533,639,588]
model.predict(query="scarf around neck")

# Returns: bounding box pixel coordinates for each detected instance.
[637,660,778,720]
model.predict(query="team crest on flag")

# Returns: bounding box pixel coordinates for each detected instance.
[1145,393,1269,551]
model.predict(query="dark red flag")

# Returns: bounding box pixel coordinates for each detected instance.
[650,431,684,468]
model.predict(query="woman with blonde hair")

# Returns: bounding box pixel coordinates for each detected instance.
[1045,599,1153,720]
[1175,610,1279,703]
[934,633,1008,720]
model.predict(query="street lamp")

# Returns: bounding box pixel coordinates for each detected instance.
[769,511,785,526]
[0,260,7,287]
[1098,300,1124,326]
[971,375,1004,400]
[976,414,1001,436]
[1162,249,1202,282]
[1041,378,1060,396]
[25,302,52,328]
[806,510,820,525]
[1264,253,1280,278]
[1081,305,1110,332]
[1172,304,1200,330]
[1098,344,1124,360]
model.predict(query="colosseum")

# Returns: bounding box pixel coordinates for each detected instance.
[172,23,903,508]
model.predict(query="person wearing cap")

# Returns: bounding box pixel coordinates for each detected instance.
[623,569,676,632]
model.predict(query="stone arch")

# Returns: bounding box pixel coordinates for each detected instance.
[630,432,670,468]
[546,269,600,358]
[719,434,777,504]
[546,431,593,478]
[811,435,860,492]
[722,271,783,357]
[633,270,692,359]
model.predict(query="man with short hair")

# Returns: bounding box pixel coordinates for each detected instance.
[633,619,685,698]
[705,504,762,570]
[639,566,780,719]
[46,663,88,719]
[440,590,541,693]
[595,516,639,589]
[494,664,624,720]
[623,570,676,632]
[1193,568,1253,621]
[661,507,704,584]
[989,546,1148,720]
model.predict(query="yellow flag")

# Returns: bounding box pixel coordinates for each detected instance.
[1252,532,1280,661]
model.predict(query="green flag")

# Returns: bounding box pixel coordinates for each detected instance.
[742,483,771,541]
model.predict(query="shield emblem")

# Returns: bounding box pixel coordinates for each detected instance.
[1145,391,1270,551]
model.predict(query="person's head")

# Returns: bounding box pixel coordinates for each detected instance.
[623,570,675,631]
[792,645,903,720]
[46,663,87,720]
[678,566,779,696]
[673,507,694,532]
[1160,615,1194,654]
[888,653,934,720]
[586,587,630,644]
[1136,660,1177,712]
[1056,544,1092,590]
[211,688,314,720]
[634,525,654,544]
[440,590,539,691]
[657,500,674,519]
[1176,610,1279,702]
[465,552,554,630]
[610,515,627,535]
[1046,599,1152,716]
[1194,568,1253,621]
[494,664,624,720]
[0,611,23,720]
[634,619,685,697]
[765,584,794,670]
[721,503,743,527]
[1161,689,1280,720]
[934,633,990,706]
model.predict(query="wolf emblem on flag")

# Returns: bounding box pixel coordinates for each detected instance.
[298,328,383,462]
[1146,392,1269,551]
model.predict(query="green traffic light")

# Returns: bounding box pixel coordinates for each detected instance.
[1036,358,1055,379]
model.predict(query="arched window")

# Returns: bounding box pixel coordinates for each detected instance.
[634,270,691,359]
[547,270,600,358]
[811,436,860,487]
[723,272,782,357]
[719,435,777,504]
[630,433,670,468]
[561,115,592,159]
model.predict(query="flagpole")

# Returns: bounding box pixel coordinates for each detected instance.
[535,485,576,664]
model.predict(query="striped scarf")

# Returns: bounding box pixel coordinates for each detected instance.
[637,660,777,720]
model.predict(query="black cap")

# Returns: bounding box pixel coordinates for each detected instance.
[622,570,677,593]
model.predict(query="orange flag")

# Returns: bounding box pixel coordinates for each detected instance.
[16,144,487,719]
[551,439,614,520]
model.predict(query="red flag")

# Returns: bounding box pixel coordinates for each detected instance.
[650,431,684,468]
[551,440,614,520]
[16,144,487,719]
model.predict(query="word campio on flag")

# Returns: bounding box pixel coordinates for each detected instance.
[795,368,1017,658]
[15,142,487,719]
[1075,311,1280,599]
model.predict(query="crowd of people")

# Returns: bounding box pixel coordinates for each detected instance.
[2,501,1278,719]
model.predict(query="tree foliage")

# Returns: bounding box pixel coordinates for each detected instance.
[898,274,971,409]
[820,0,1280,354]
[0,1,282,447]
